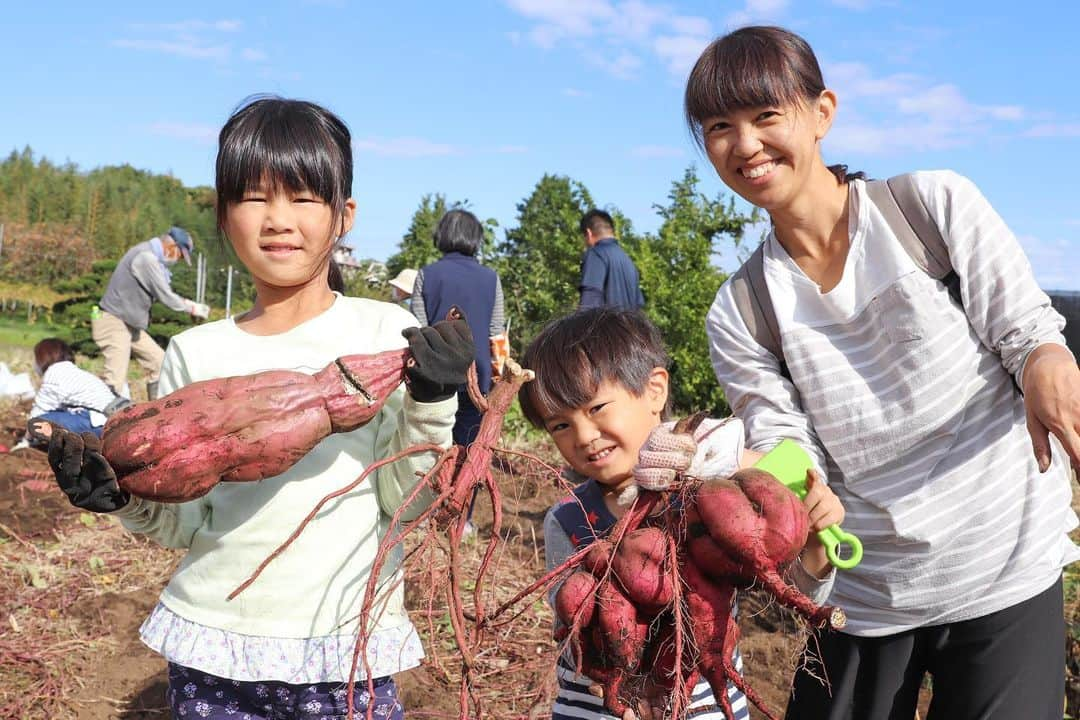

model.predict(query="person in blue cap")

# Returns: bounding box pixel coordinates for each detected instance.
[93,226,210,399]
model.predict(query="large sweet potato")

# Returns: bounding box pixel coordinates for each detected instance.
[102,349,408,502]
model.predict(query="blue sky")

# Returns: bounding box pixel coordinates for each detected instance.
[4,1,1079,289]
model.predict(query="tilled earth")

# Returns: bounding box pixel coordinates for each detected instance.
[2,411,1075,719]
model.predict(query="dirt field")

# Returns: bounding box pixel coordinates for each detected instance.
[0,397,1075,719]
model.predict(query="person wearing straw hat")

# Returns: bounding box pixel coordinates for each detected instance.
[93,226,210,400]
[388,268,418,308]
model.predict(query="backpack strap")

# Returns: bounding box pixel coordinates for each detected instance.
[729,243,789,380]
[865,174,963,308]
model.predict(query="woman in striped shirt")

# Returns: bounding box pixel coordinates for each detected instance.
[28,338,119,443]
[688,25,1080,720]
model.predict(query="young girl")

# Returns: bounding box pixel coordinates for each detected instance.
[687,26,1080,720]
[26,338,123,443]
[519,307,844,720]
[46,96,474,719]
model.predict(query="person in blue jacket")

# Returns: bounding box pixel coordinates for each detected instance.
[578,209,645,310]
[411,209,506,450]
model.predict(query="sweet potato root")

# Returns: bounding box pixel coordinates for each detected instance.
[549,446,844,719]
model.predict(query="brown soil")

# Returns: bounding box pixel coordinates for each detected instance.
[0,414,1072,720]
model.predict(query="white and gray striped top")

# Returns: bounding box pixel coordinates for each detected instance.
[707,170,1080,637]
[29,360,115,428]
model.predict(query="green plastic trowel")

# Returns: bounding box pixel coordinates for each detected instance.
[753,439,863,570]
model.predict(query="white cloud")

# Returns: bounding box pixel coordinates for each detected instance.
[505,0,614,41]
[148,122,218,143]
[896,83,1023,123]
[129,20,242,33]
[585,49,642,79]
[821,63,1029,155]
[241,48,268,62]
[1016,234,1080,291]
[115,19,244,62]
[726,0,789,29]
[113,38,229,60]
[669,15,711,36]
[829,0,871,8]
[503,0,711,78]
[354,137,461,158]
[496,145,529,154]
[563,87,590,97]
[825,62,919,100]
[630,144,685,158]
[654,34,710,77]
[1025,123,1080,137]
[610,0,666,40]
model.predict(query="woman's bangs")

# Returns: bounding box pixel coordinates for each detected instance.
[686,38,808,132]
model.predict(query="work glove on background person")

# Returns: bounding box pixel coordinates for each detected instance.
[185,300,211,320]
[633,417,745,491]
[402,315,475,403]
[41,423,130,513]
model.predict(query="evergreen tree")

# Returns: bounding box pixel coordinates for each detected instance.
[497,175,595,349]
[385,194,451,278]
[633,166,761,414]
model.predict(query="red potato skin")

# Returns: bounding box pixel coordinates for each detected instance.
[593,580,649,716]
[554,571,598,633]
[554,464,844,719]
[102,349,408,502]
[689,469,835,625]
[693,470,810,574]
[642,616,698,699]
[594,580,649,675]
[609,526,674,615]
[681,559,784,720]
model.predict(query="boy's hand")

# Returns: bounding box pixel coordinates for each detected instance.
[634,417,743,491]
[634,422,697,491]
[44,423,130,513]
[402,317,475,403]
[802,469,844,532]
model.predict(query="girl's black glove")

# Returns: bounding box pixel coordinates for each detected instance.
[402,317,475,403]
[45,425,130,513]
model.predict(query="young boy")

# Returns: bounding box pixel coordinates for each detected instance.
[519,307,843,720]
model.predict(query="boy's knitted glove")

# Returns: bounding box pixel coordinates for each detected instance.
[45,424,130,513]
[633,417,744,491]
[402,317,475,403]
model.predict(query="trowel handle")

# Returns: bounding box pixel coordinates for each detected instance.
[753,439,863,570]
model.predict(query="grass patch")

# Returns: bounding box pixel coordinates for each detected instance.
[0,315,72,349]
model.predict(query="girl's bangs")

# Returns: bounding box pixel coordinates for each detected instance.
[219,113,341,205]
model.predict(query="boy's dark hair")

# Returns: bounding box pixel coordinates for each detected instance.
[579,209,615,237]
[684,26,864,184]
[34,338,75,374]
[434,209,483,256]
[519,307,670,428]
[216,95,354,246]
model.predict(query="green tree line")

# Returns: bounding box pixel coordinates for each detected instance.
[387,168,760,414]
[0,147,759,414]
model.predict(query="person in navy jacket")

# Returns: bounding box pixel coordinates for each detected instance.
[578,209,645,310]
[411,209,506,449]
